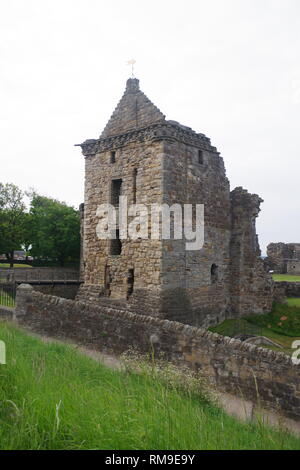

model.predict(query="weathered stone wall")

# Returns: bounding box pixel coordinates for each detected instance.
[229,188,273,317]
[0,306,14,319]
[273,281,300,302]
[79,203,85,282]
[266,243,289,273]
[266,243,300,274]
[15,286,300,422]
[160,137,231,327]
[100,78,165,138]
[81,136,164,313]
[32,283,80,299]
[287,260,300,276]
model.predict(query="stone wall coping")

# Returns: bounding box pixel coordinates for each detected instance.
[275,281,300,286]
[0,305,14,316]
[27,288,295,367]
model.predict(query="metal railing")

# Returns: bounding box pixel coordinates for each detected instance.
[0,283,16,308]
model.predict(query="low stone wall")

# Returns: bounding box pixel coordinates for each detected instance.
[273,282,300,303]
[0,267,79,283]
[15,285,300,422]
[0,306,14,319]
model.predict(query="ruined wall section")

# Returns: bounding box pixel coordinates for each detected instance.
[230,187,273,316]
[79,203,85,281]
[286,260,300,275]
[267,243,290,273]
[266,243,300,274]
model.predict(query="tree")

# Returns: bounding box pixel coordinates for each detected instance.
[22,212,34,262]
[0,183,27,267]
[29,194,80,266]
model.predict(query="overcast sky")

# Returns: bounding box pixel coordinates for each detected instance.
[1,0,299,254]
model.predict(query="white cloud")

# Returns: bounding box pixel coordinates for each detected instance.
[1,0,300,253]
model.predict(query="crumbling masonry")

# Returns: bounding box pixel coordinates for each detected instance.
[266,242,300,275]
[76,78,273,327]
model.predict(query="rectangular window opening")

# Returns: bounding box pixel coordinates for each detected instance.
[110,151,116,163]
[111,179,122,206]
[198,150,204,164]
[127,268,134,299]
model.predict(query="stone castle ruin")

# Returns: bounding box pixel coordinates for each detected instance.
[11,78,300,429]
[266,242,300,275]
[76,78,273,327]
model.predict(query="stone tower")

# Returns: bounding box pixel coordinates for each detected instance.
[77,78,273,327]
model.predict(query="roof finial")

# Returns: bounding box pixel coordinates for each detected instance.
[126,59,136,78]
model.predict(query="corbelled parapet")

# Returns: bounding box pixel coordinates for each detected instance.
[78,121,216,157]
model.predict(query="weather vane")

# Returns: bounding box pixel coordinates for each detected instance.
[126,59,136,78]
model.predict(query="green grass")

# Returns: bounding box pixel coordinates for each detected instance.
[247,303,300,337]
[272,274,300,282]
[210,302,300,355]
[0,323,299,450]
[0,264,32,268]
[287,298,300,308]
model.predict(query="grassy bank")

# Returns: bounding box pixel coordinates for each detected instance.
[210,302,300,355]
[272,274,300,282]
[287,298,300,308]
[0,322,299,450]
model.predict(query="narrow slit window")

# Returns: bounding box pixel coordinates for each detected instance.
[198,150,204,164]
[110,151,116,163]
[133,169,137,204]
[211,264,218,284]
[111,179,122,206]
[127,268,134,299]
[110,229,122,255]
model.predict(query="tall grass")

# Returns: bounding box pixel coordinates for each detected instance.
[0,322,299,450]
